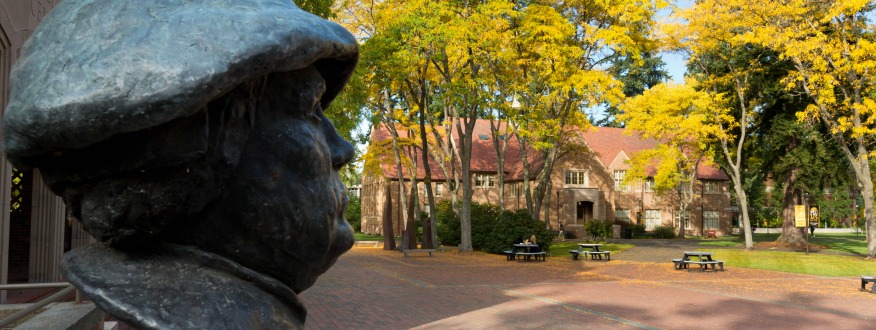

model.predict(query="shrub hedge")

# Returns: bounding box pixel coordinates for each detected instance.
[436,200,552,253]
[651,225,677,238]
[345,195,361,232]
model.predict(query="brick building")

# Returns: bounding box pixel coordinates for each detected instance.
[360,120,734,238]
[1,1,96,303]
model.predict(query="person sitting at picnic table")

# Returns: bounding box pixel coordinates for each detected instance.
[524,235,540,252]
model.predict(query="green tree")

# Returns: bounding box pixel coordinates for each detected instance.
[295,0,336,18]
[598,51,670,127]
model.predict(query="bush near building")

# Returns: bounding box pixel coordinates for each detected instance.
[346,196,362,232]
[436,201,552,253]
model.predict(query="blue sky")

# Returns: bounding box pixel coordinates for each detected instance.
[661,51,687,83]
[659,0,691,83]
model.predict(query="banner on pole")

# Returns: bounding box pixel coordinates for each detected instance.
[795,205,807,228]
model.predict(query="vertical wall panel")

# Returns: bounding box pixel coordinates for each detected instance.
[28,171,64,282]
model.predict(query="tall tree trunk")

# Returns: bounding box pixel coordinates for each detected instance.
[382,183,396,250]
[419,104,437,249]
[402,187,418,250]
[489,119,509,213]
[543,181,551,229]
[850,147,876,258]
[860,178,875,258]
[425,112,460,216]
[731,173,753,245]
[384,91,409,232]
[519,136,534,218]
[777,167,806,244]
[401,144,421,250]
[456,115,477,253]
[532,148,559,221]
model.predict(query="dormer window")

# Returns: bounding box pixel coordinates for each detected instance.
[478,134,489,140]
[613,170,629,191]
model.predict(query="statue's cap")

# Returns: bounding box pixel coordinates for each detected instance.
[3,0,358,158]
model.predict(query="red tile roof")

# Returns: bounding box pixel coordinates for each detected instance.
[370,120,727,181]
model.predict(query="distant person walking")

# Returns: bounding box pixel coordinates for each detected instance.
[557,222,565,241]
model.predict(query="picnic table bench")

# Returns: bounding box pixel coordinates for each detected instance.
[403,249,436,257]
[353,241,380,247]
[588,251,611,261]
[862,276,876,293]
[516,252,547,261]
[686,260,723,271]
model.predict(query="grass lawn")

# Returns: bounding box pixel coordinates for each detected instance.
[698,232,871,255]
[717,250,876,276]
[695,232,876,276]
[354,233,384,241]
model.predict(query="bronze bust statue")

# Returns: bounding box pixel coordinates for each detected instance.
[2,0,358,328]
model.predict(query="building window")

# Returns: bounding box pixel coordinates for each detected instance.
[675,210,691,229]
[475,174,495,188]
[704,210,720,229]
[435,183,443,196]
[423,204,431,216]
[615,209,630,222]
[645,178,655,192]
[645,209,660,230]
[703,181,720,194]
[565,169,588,186]
[679,181,691,192]
[613,171,629,191]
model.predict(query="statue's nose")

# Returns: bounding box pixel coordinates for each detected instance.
[321,115,354,169]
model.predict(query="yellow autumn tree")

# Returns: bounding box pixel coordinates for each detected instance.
[665,0,785,249]
[619,81,723,239]
[510,0,667,221]
[685,1,876,257]
[344,0,668,251]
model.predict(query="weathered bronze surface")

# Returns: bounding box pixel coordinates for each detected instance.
[2,0,358,328]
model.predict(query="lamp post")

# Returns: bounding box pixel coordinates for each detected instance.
[556,190,560,227]
[804,192,810,254]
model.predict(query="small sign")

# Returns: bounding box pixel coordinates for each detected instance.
[794,205,807,227]
[809,206,819,225]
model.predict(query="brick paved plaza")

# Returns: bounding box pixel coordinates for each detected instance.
[300,246,876,329]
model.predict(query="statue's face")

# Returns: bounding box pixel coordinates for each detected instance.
[196,67,355,292]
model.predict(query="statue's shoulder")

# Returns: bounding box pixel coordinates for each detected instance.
[63,243,304,329]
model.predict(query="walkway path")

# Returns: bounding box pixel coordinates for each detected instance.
[300,246,876,329]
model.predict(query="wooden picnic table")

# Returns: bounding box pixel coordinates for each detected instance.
[673,251,723,271]
[570,243,611,261]
[506,243,545,261]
